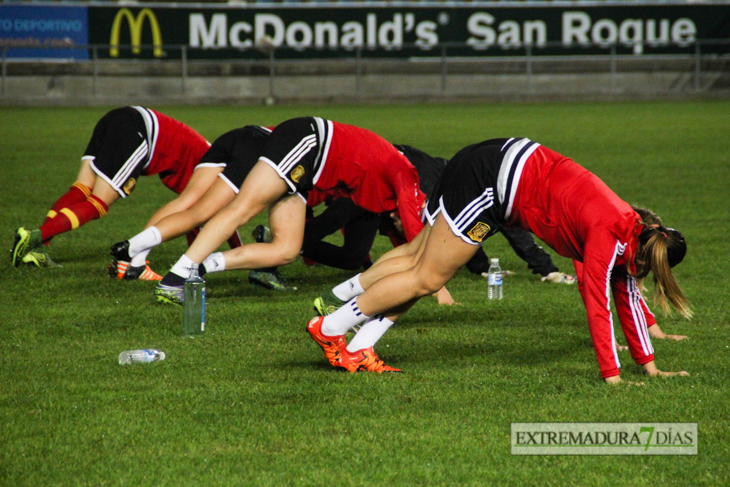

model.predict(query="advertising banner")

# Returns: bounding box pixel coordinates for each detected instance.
[86,4,730,60]
[0,5,88,59]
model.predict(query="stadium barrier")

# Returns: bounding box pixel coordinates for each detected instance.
[1,38,728,101]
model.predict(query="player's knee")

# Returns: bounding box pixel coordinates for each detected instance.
[269,244,300,266]
[412,271,446,296]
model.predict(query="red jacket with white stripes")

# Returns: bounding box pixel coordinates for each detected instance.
[141,109,211,194]
[314,122,425,242]
[509,145,655,378]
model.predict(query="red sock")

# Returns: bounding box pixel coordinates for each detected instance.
[227,230,242,249]
[39,194,108,242]
[42,183,93,244]
[185,228,201,247]
[44,183,92,224]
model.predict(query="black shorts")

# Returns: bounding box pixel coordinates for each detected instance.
[83,106,157,198]
[259,117,332,202]
[198,125,272,194]
[424,139,523,245]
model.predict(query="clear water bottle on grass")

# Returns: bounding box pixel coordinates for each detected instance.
[118,349,166,365]
[183,266,205,336]
[488,258,503,300]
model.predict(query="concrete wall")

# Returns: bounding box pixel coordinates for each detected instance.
[2,57,728,105]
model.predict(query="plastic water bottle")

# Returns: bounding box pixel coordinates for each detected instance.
[183,266,205,336]
[488,258,503,300]
[118,349,166,365]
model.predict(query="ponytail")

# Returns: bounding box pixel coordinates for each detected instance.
[634,219,693,319]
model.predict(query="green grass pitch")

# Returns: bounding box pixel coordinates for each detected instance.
[1,101,729,486]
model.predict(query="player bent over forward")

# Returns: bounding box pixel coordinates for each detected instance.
[154,117,440,339]
[108,125,272,280]
[10,106,211,273]
[307,138,692,383]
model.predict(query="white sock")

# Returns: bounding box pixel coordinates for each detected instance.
[346,316,394,353]
[128,226,162,256]
[332,274,364,302]
[130,248,150,268]
[170,254,197,279]
[202,252,226,274]
[321,298,369,336]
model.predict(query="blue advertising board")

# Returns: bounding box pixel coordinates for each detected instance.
[0,5,88,59]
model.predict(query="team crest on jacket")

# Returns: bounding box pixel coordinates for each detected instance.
[467,222,490,242]
[291,165,305,183]
[123,178,137,195]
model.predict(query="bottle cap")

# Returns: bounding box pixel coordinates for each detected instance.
[158,351,166,361]
[491,258,499,264]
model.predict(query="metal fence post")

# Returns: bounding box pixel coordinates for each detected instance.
[268,48,275,101]
[610,45,616,94]
[1,47,6,97]
[526,44,533,93]
[441,44,447,93]
[181,45,187,96]
[694,41,701,91]
[356,46,362,95]
[92,45,98,96]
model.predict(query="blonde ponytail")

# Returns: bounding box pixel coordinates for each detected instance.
[642,232,693,319]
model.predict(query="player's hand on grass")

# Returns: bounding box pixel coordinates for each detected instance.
[648,324,688,341]
[434,286,457,305]
[642,360,690,378]
[604,375,645,386]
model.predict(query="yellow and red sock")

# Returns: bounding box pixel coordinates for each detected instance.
[42,183,93,244]
[40,194,108,242]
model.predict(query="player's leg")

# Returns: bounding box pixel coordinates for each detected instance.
[313,224,430,315]
[145,166,224,231]
[39,173,117,241]
[13,168,117,267]
[111,176,237,280]
[205,194,306,272]
[42,159,97,232]
[155,161,288,304]
[309,216,478,370]
[301,206,380,271]
[11,160,97,266]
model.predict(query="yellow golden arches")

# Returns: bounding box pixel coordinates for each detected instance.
[110,8,163,58]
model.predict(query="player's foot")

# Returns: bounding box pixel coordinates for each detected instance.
[155,283,184,305]
[249,269,286,291]
[541,272,577,285]
[306,316,346,367]
[313,290,346,317]
[11,227,42,267]
[339,347,402,373]
[251,224,272,244]
[126,264,163,281]
[21,249,58,268]
[109,241,132,279]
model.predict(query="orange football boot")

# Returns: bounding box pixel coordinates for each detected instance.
[306,316,346,367]
[339,346,401,373]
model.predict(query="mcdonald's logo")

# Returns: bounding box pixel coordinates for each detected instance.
[109,8,163,58]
